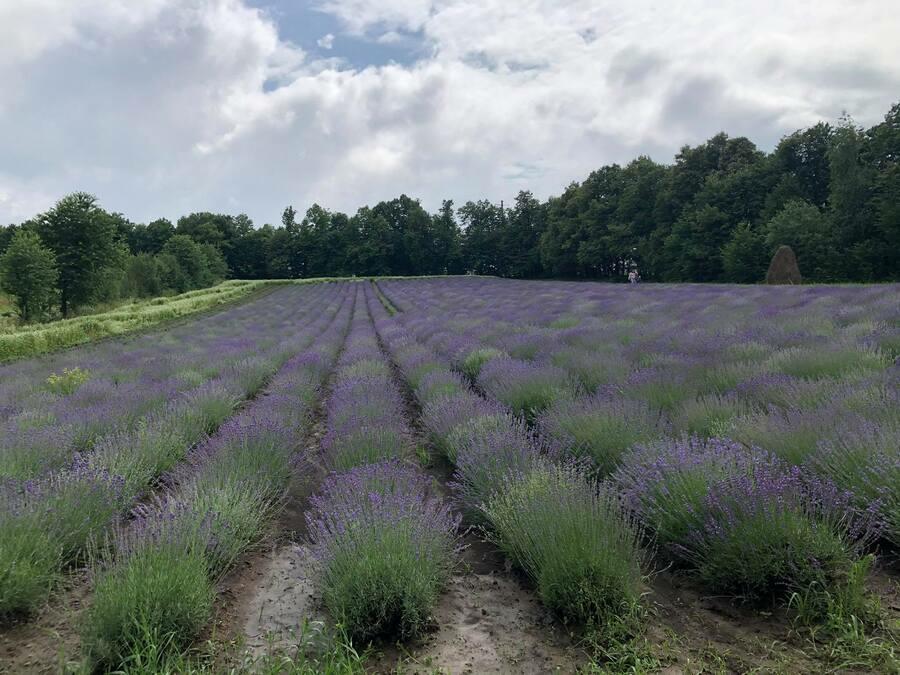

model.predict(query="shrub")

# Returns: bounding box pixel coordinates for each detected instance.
[674,394,748,438]
[538,395,668,475]
[731,372,834,411]
[420,392,506,460]
[731,407,850,465]
[614,437,878,609]
[88,418,190,500]
[768,345,887,380]
[415,369,467,404]
[811,422,900,547]
[460,347,505,379]
[483,462,645,630]
[33,456,127,563]
[222,356,277,398]
[188,417,294,502]
[479,357,574,422]
[83,544,214,668]
[306,461,460,641]
[0,229,58,321]
[322,427,411,471]
[122,253,163,299]
[625,367,697,413]
[177,383,238,437]
[46,366,91,395]
[549,346,628,391]
[159,235,211,294]
[83,491,262,667]
[0,508,61,617]
[450,417,542,521]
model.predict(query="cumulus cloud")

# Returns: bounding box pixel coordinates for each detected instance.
[0,0,898,226]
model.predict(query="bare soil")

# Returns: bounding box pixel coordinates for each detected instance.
[0,572,87,674]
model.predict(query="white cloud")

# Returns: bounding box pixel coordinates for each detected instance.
[0,0,898,226]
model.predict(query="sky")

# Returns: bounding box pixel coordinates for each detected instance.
[1,0,898,226]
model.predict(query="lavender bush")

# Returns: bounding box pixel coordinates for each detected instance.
[306,460,461,641]
[811,423,900,547]
[483,462,645,629]
[0,492,61,617]
[615,437,879,608]
[538,394,668,475]
[449,417,542,522]
[82,505,218,668]
[478,357,574,422]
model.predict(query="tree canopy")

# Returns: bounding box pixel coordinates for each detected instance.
[2,101,899,291]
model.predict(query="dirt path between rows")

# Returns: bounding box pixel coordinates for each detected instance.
[367,311,586,674]
[218,418,330,659]
[215,294,356,662]
[0,575,87,674]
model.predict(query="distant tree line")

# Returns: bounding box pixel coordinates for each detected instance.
[2,102,898,319]
[0,194,227,320]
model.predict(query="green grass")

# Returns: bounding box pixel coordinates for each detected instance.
[460,347,506,379]
[82,544,216,669]
[0,512,61,617]
[72,620,368,674]
[0,280,273,362]
[484,463,646,632]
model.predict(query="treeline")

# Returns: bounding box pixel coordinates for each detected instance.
[2,102,898,316]
[0,194,227,320]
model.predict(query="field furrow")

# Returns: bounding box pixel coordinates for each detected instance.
[1,282,352,670]
[375,278,900,672]
[2,277,897,673]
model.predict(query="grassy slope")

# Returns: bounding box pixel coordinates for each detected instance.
[0,281,276,362]
[0,276,491,365]
[0,276,452,364]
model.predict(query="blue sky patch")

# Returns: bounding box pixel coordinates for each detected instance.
[247,1,428,69]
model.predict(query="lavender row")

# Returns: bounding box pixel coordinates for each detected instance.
[79,284,354,669]
[0,283,348,620]
[318,284,414,470]
[375,279,890,624]
[368,284,646,632]
[378,279,900,548]
[303,284,460,642]
[1,284,340,480]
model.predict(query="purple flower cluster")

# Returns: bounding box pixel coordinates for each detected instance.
[614,436,879,597]
[306,459,461,568]
[301,284,460,641]
[2,282,354,617]
[320,288,413,471]
[478,356,574,421]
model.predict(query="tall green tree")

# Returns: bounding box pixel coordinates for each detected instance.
[431,200,463,274]
[460,200,506,275]
[503,191,546,278]
[36,192,124,316]
[0,230,59,321]
[721,222,768,283]
[159,234,210,292]
[765,200,836,281]
[828,117,876,279]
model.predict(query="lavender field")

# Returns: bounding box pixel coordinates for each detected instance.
[1,278,899,673]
